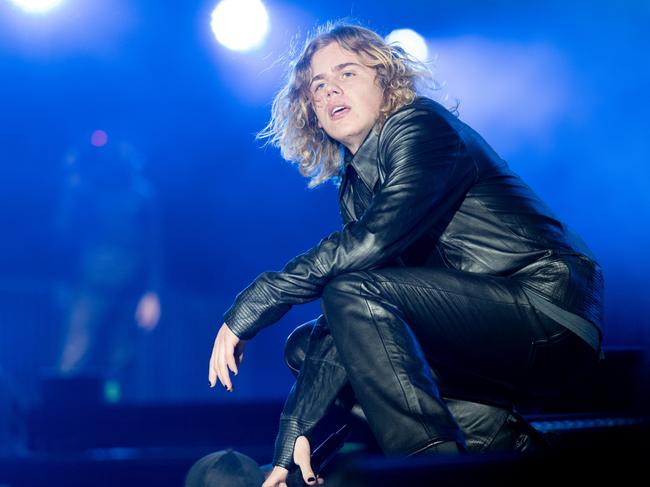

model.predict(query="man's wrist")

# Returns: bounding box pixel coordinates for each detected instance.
[272,417,315,469]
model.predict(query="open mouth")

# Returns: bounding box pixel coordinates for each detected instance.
[330,105,350,120]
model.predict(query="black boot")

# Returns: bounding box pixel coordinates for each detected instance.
[487,411,549,453]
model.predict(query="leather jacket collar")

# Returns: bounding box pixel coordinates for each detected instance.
[339,126,380,221]
[344,127,381,192]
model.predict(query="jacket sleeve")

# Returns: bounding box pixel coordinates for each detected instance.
[271,318,349,468]
[224,106,477,339]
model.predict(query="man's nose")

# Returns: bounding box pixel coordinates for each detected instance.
[326,82,342,96]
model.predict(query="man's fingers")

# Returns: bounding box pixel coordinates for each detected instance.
[208,324,242,392]
[208,346,218,387]
[261,466,288,487]
[208,330,222,387]
[299,465,317,486]
[293,436,318,485]
[217,345,232,391]
[236,343,245,361]
[227,353,238,376]
[208,359,216,387]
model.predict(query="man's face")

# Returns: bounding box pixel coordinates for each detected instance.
[308,42,384,154]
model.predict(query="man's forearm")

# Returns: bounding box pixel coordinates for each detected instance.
[272,322,349,468]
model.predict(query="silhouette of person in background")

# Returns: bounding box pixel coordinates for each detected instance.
[54,135,162,400]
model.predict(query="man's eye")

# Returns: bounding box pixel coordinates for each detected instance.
[313,82,325,92]
[342,71,355,78]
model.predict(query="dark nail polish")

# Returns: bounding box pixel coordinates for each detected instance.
[223,384,228,390]
[307,477,316,483]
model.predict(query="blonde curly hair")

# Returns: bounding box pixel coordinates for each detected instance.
[258,22,438,188]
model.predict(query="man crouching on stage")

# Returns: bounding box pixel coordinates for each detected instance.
[208,22,603,487]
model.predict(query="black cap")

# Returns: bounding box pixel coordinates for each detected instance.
[185,449,265,487]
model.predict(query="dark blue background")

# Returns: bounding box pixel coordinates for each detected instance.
[0,0,648,405]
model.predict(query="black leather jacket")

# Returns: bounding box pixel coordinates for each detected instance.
[224,97,603,345]
[224,97,604,467]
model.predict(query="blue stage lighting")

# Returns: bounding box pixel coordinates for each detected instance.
[386,28,429,62]
[9,0,62,14]
[210,0,270,52]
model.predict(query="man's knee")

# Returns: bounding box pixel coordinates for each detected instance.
[283,322,314,376]
[321,271,373,308]
[321,271,386,339]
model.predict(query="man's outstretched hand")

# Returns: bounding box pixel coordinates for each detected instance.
[208,322,246,391]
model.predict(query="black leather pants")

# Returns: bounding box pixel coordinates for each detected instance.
[274,267,599,467]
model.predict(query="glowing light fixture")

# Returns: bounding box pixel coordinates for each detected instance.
[91,130,108,147]
[210,0,270,52]
[385,28,429,62]
[9,0,63,14]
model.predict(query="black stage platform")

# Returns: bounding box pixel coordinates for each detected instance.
[1,348,647,486]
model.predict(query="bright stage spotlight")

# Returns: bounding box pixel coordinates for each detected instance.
[210,0,270,52]
[386,28,429,62]
[9,0,63,14]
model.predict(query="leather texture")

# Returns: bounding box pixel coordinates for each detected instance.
[279,319,553,469]
[223,97,604,468]
[224,97,603,345]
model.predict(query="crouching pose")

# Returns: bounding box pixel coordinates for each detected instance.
[208,22,603,487]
